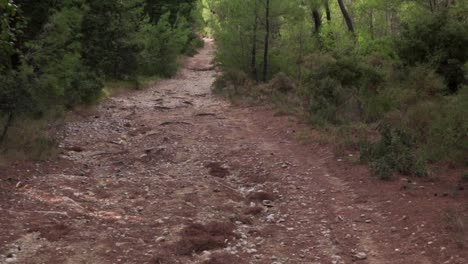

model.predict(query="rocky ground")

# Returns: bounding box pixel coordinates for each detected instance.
[0,39,467,264]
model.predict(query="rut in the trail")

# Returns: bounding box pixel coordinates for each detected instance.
[1,39,464,264]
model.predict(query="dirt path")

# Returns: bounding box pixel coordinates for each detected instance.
[1,40,467,264]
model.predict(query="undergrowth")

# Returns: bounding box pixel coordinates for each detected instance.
[360,124,427,180]
[0,117,61,162]
[214,59,467,180]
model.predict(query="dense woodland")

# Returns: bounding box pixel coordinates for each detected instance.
[0,0,201,156]
[208,0,467,179]
[1,0,467,179]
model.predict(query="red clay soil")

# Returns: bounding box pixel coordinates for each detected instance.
[0,39,467,264]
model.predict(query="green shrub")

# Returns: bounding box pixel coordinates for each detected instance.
[301,53,384,124]
[360,124,427,179]
[64,69,103,107]
[397,11,468,92]
[82,0,145,79]
[28,2,103,109]
[140,13,190,77]
[184,33,204,56]
[0,67,38,117]
[423,86,468,164]
[213,70,252,93]
[402,65,446,98]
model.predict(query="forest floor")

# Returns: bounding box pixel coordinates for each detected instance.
[0,39,467,264]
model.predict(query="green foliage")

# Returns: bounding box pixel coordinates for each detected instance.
[360,124,427,180]
[212,69,253,97]
[145,0,197,24]
[397,11,468,92]
[0,1,17,47]
[0,0,201,156]
[301,52,383,124]
[184,33,204,56]
[82,0,146,79]
[140,13,190,77]
[422,86,468,164]
[28,0,102,108]
[0,66,37,115]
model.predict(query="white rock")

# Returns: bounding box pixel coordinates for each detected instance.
[354,252,368,260]
[266,214,275,223]
[155,236,166,242]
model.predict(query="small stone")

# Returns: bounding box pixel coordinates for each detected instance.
[156,236,166,242]
[246,248,258,254]
[365,219,372,223]
[390,227,397,233]
[266,214,275,223]
[262,200,274,207]
[353,252,367,260]
[200,251,212,262]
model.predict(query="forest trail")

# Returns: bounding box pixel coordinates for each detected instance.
[0,40,466,264]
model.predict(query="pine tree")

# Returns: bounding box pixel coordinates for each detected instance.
[82,0,146,79]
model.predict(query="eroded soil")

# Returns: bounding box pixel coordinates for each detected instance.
[1,39,467,264]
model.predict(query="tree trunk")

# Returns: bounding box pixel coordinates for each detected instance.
[325,0,331,21]
[337,0,355,33]
[312,9,322,34]
[262,0,270,82]
[369,9,374,39]
[251,0,258,81]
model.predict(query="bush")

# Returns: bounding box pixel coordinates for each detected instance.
[360,124,427,179]
[397,11,468,92]
[212,69,253,96]
[140,13,190,77]
[64,69,103,107]
[184,33,204,56]
[402,65,446,99]
[0,67,38,117]
[28,2,103,109]
[301,53,383,124]
[422,86,468,164]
